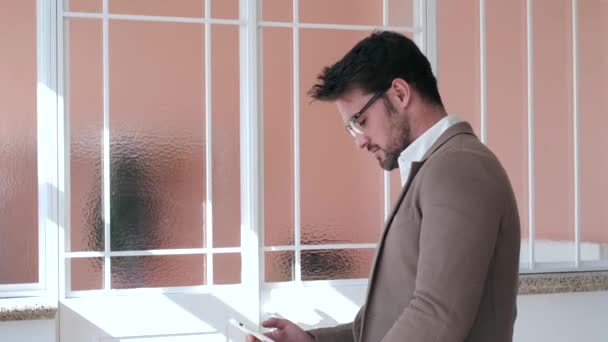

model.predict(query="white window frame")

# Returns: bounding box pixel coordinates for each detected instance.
[0,0,59,301]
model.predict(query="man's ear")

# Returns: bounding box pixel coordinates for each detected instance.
[391,78,411,110]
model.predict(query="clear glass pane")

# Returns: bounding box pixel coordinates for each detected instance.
[262,0,292,22]
[211,25,241,248]
[388,0,414,27]
[211,0,238,19]
[109,21,205,251]
[71,258,103,291]
[64,0,102,12]
[68,18,104,252]
[213,253,241,284]
[484,1,529,264]
[300,29,384,245]
[263,27,294,246]
[300,0,382,26]
[532,0,575,264]
[302,249,374,281]
[579,0,608,263]
[109,0,204,18]
[265,251,294,282]
[112,255,205,288]
[0,0,38,285]
[437,0,481,131]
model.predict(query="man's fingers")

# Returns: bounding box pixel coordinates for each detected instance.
[262,317,291,330]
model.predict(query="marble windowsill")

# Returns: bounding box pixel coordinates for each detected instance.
[1,272,607,321]
[518,271,608,295]
[0,298,57,322]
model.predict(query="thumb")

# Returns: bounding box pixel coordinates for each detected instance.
[261,317,289,329]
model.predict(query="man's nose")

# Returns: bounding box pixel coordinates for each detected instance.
[354,133,370,150]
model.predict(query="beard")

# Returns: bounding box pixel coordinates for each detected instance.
[372,100,411,171]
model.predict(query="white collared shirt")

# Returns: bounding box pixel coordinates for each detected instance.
[398,115,462,185]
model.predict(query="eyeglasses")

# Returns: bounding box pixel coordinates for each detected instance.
[345,91,385,137]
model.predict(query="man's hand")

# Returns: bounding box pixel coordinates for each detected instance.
[245,317,315,342]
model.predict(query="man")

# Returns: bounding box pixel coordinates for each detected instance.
[248,30,520,342]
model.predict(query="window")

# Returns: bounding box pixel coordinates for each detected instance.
[437,0,608,272]
[0,0,56,298]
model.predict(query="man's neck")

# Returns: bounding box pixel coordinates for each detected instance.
[408,105,448,142]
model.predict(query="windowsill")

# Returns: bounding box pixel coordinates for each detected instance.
[0,297,57,321]
[0,272,606,321]
[519,271,608,295]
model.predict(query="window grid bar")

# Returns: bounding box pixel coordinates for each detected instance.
[382,0,389,25]
[67,284,242,298]
[382,0,391,221]
[239,0,263,325]
[102,0,112,291]
[37,0,55,294]
[265,244,377,252]
[0,289,54,299]
[526,0,535,270]
[293,0,302,283]
[263,278,369,289]
[520,260,608,274]
[37,37,48,290]
[48,0,60,300]
[572,0,581,267]
[479,0,487,143]
[57,0,69,299]
[259,21,418,32]
[204,0,214,287]
[65,248,242,258]
[0,283,42,292]
[62,12,242,25]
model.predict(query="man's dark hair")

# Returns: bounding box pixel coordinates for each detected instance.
[309,31,443,107]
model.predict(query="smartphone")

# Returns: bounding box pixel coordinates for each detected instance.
[228,318,276,342]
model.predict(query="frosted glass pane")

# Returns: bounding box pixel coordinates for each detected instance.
[263,27,294,246]
[265,251,294,282]
[211,0,238,19]
[300,0,382,26]
[532,0,574,263]
[71,258,103,291]
[300,29,384,245]
[0,0,38,285]
[262,0,291,22]
[109,0,204,18]
[211,25,241,248]
[579,0,608,263]
[484,1,529,244]
[388,0,413,27]
[68,18,104,252]
[112,255,205,288]
[301,249,374,281]
[213,253,241,285]
[64,0,101,12]
[109,21,205,250]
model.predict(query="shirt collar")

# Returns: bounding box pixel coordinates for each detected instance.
[397,115,462,185]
